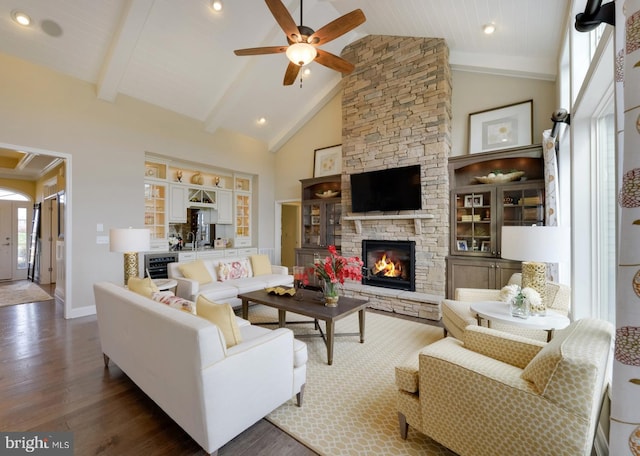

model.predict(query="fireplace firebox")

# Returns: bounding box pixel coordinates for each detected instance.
[361,240,416,291]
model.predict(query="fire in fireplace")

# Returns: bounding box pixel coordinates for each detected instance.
[362,240,416,291]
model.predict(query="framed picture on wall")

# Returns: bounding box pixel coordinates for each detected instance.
[468,100,533,154]
[313,145,342,177]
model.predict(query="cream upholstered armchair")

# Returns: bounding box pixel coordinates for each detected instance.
[442,273,571,341]
[395,318,613,456]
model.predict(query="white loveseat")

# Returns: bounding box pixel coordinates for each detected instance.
[167,255,293,307]
[94,281,307,456]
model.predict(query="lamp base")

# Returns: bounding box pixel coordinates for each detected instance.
[521,261,546,315]
[123,252,140,286]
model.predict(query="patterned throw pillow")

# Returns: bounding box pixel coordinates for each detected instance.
[152,292,195,314]
[218,259,251,282]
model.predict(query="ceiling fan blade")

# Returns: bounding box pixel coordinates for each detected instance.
[234,46,288,56]
[315,49,355,74]
[308,9,366,45]
[283,61,301,86]
[265,0,301,43]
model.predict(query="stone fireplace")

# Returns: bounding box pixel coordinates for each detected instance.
[339,36,452,320]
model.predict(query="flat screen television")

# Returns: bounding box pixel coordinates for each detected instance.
[350,165,422,212]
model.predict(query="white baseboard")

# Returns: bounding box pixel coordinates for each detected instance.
[593,424,608,456]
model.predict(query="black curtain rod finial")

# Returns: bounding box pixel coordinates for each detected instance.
[575,0,615,32]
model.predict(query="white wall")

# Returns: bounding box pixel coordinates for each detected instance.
[0,52,276,317]
[451,71,557,156]
[274,92,343,201]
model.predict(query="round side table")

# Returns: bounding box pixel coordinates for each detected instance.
[153,278,178,294]
[470,300,570,342]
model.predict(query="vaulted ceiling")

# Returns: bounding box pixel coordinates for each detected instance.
[0,0,569,178]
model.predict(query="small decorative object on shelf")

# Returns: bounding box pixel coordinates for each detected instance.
[304,245,363,307]
[474,170,525,184]
[500,284,542,318]
[176,169,183,182]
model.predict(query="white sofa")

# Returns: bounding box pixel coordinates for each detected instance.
[94,282,307,456]
[167,256,293,307]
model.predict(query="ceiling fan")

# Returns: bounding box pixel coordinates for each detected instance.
[234,0,366,85]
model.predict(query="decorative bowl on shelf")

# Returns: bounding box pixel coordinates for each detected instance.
[315,190,340,198]
[474,171,525,184]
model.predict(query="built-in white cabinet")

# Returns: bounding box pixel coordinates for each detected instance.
[197,250,224,260]
[178,251,197,262]
[217,189,233,224]
[234,192,251,247]
[169,184,188,223]
[187,187,217,208]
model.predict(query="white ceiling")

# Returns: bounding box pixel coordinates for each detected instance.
[0,0,570,170]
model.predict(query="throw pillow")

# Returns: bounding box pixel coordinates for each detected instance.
[127,277,160,298]
[152,293,195,314]
[521,325,572,393]
[196,296,242,348]
[250,254,272,276]
[218,259,251,282]
[178,260,213,285]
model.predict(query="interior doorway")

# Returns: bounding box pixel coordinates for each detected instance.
[275,200,300,271]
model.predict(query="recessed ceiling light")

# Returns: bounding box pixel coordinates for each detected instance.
[257,117,267,125]
[483,23,496,35]
[11,10,31,26]
[211,0,223,12]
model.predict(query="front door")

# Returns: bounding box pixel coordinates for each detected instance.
[0,202,12,280]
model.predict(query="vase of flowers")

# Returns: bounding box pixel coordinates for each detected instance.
[500,284,542,318]
[305,245,363,307]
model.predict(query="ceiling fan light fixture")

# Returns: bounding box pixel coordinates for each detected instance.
[211,0,222,12]
[286,42,317,66]
[11,10,31,26]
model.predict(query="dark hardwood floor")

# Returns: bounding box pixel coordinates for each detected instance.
[0,283,317,456]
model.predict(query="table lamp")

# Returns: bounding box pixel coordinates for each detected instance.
[501,226,568,310]
[109,228,150,285]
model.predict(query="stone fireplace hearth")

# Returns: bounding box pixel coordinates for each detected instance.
[339,35,452,321]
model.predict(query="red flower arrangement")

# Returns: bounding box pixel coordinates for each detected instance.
[304,245,364,286]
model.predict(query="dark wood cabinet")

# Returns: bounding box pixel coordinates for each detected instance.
[447,145,546,297]
[295,175,342,287]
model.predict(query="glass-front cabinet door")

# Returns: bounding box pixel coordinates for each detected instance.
[500,184,545,227]
[452,187,495,256]
[144,182,167,243]
[323,202,342,249]
[302,202,322,247]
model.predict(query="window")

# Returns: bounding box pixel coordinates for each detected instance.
[17,207,28,270]
[594,100,616,323]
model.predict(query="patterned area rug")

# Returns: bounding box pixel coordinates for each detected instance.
[0,281,53,307]
[245,304,456,456]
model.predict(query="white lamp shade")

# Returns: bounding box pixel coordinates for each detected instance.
[501,226,569,263]
[109,228,150,253]
[286,43,317,66]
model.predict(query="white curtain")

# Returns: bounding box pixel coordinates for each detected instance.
[611,0,640,453]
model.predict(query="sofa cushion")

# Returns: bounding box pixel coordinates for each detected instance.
[250,254,272,276]
[196,296,242,348]
[179,260,213,285]
[152,292,195,314]
[127,277,159,298]
[218,259,252,281]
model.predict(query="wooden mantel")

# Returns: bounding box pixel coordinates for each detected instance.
[342,214,435,235]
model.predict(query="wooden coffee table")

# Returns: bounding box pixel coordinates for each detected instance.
[238,289,369,365]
